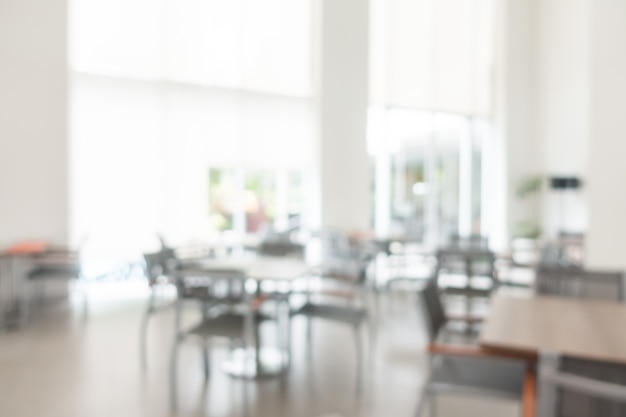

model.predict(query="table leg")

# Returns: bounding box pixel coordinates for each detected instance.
[2,256,22,328]
[222,283,288,379]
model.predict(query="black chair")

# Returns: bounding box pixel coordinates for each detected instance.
[170,259,288,410]
[169,269,256,412]
[434,245,496,332]
[140,249,178,370]
[535,266,624,302]
[288,255,371,393]
[537,351,626,417]
[257,239,305,258]
[415,279,529,416]
[448,234,489,249]
[25,248,86,321]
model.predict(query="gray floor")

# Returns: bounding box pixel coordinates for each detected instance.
[0,283,519,417]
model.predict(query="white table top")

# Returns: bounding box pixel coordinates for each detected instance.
[177,256,311,281]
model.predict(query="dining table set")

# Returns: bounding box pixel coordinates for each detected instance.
[173,255,313,379]
[5,231,625,416]
[145,231,378,411]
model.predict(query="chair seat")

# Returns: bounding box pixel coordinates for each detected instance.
[428,354,525,400]
[28,266,80,280]
[292,303,366,326]
[185,312,271,340]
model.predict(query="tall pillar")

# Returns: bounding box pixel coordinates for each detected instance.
[0,0,69,247]
[317,0,371,232]
[587,0,626,269]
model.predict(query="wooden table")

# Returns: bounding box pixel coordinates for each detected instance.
[480,291,626,364]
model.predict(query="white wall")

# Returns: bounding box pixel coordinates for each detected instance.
[0,0,69,247]
[586,0,626,269]
[500,0,590,243]
[511,0,626,268]
[530,0,589,237]
[317,0,371,232]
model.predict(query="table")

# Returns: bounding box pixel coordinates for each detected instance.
[0,242,50,327]
[480,292,626,364]
[175,256,311,379]
[179,257,310,282]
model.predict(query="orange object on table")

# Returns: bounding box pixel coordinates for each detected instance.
[6,241,49,255]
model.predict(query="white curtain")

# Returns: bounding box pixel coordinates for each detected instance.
[368,0,495,243]
[70,0,314,259]
[370,0,494,116]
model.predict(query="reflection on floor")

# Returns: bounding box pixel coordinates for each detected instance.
[0,283,519,417]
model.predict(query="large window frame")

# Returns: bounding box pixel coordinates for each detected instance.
[69,0,316,259]
[369,0,495,246]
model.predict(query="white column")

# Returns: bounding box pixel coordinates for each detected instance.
[587,0,626,269]
[489,0,536,251]
[316,0,371,232]
[531,0,589,238]
[458,123,473,237]
[275,170,289,232]
[374,153,391,237]
[0,0,69,247]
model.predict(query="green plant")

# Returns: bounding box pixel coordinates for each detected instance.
[515,175,543,199]
[514,175,544,239]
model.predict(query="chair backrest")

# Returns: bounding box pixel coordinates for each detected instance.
[449,234,489,249]
[436,247,495,279]
[143,253,163,286]
[315,227,354,259]
[535,267,624,302]
[257,240,305,258]
[143,248,178,286]
[176,267,246,301]
[417,279,447,342]
[538,351,626,417]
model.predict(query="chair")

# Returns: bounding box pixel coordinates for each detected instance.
[494,238,540,290]
[435,249,496,288]
[288,254,371,393]
[257,239,305,258]
[24,247,86,321]
[140,249,179,370]
[535,267,624,302]
[434,246,496,331]
[415,279,531,416]
[169,269,256,412]
[448,234,490,249]
[537,351,626,417]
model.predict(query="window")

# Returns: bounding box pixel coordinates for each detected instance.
[207,168,304,237]
[369,0,494,246]
[70,0,315,260]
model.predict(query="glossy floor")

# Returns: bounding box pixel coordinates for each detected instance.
[0,283,519,417]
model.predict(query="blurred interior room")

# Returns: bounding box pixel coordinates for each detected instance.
[2,0,626,416]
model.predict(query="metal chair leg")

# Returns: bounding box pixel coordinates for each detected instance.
[79,276,89,321]
[286,309,293,372]
[21,279,34,326]
[140,291,156,371]
[429,392,437,417]
[414,391,427,417]
[306,317,313,364]
[537,352,560,417]
[170,336,180,411]
[367,313,377,370]
[354,324,363,396]
[202,340,210,381]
